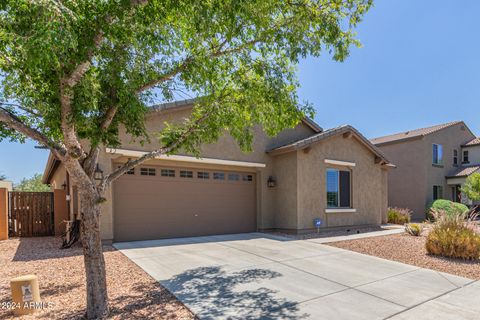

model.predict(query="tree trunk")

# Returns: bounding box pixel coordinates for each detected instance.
[79,187,109,319]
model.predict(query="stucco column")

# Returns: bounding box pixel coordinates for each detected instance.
[0,188,8,240]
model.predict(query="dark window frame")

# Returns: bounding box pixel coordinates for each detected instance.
[432,144,443,166]
[463,150,470,164]
[453,149,458,166]
[433,185,444,201]
[140,167,156,176]
[180,170,193,178]
[160,169,175,177]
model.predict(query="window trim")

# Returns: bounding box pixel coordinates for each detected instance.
[326,168,352,209]
[160,169,175,177]
[463,150,470,164]
[179,170,193,178]
[433,185,444,201]
[140,167,156,176]
[432,143,443,166]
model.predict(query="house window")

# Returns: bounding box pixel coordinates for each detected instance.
[213,172,225,180]
[453,149,458,166]
[180,170,193,178]
[432,144,443,165]
[463,150,469,164]
[161,169,175,177]
[140,168,156,176]
[433,185,444,201]
[197,171,209,179]
[243,174,253,182]
[228,173,240,181]
[326,168,351,208]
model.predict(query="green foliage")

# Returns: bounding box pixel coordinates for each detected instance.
[14,173,51,192]
[0,0,373,154]
[427,200,469,220]
[405,223,423,236]
[0,173,6,180]
[426,209,480,260]
[462,173,480,201]
[387,207,411,225]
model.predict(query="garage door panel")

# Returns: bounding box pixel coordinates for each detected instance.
[113,166,256,241]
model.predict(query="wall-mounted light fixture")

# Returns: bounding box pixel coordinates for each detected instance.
[267,176,276,188]
[61,182,67,190]
[94,164,104,181]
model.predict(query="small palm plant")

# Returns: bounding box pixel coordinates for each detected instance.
[405,223,423,236]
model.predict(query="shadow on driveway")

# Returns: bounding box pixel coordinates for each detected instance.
[161,266,308,320]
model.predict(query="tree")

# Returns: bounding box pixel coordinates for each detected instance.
[462,173,480,202]
[0,1,372,318]
[0,174,6,180]
[14,173,51,192]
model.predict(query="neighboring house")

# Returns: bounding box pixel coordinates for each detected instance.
[43,99,393,242]
[0,180,13,191]
[371,121,479,220]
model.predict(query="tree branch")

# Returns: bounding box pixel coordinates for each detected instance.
[0,107,66,159]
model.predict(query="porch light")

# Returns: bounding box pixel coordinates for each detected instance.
[94,164,104,181]
[267,176,276,188]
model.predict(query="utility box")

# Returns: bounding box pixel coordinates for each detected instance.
[10,274,41,315]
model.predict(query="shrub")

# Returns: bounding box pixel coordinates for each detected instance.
[426,209,480,260]
[387,207,411,224]
[427,200,469,220]
[405,223,423,236]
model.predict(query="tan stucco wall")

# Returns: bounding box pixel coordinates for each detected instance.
[0,181,13,191]
[272,151,298,229]
[296,134,387,230]
[377,123,476,220]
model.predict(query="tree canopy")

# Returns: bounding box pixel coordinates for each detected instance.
[14,173,51,192]
[462,173,480,202]
[0,0,372,161]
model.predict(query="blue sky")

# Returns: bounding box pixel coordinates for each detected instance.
[1,0,479,183]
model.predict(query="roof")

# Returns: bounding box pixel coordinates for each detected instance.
[149,98,323,133]
[463,137,480,147]
[371,121,465,146]
[446,165,480,178]
[267,125,393,166]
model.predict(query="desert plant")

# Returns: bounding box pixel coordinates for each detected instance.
[427,200,469,221]
[387,207,412,224]
[405,223,423,236]
[426,209,480,260]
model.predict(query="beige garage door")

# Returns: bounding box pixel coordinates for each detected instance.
[113,165,257,242]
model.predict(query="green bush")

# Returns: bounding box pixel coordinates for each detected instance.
[426,209,480,260]
[427,200,469,220]
[405,223,423,236]
[387,207,411,224]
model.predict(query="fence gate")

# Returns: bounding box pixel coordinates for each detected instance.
[8,192,54,237]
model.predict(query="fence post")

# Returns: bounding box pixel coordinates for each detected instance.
[0,188,8,240]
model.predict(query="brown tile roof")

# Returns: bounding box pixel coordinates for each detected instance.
[463,137,480,147]
[267,125,392,165]
[446,165,480,178]
[371,121,463,146]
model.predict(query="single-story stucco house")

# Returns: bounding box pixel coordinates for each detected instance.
[43,99,393,243]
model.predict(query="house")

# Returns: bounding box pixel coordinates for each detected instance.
[371,121,479,220]
[43,99,393,242]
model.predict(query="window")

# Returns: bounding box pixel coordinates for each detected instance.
[213,172,225,180]
[140,168,156,176]
[228,173,240,181]
[197,171,209,179]
[180,170,193,178]
[161,169,175,177]
[453,149,458,166]
[463,150,470,164]
[326,168,351,208]
[432,144,443,165]
[433,185,444,201]
[243,174,253,182]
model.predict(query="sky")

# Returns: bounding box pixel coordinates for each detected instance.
[1,0,479,183]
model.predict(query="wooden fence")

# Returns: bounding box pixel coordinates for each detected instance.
[8,192,54,237]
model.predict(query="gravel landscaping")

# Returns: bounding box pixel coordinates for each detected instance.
[0,237,195,319]
[328,232,480,280]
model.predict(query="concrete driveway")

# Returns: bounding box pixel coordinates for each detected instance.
[114,233,480,320]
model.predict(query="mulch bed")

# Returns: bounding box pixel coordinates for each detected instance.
[328,233,480,280]
[0,237,195,319]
